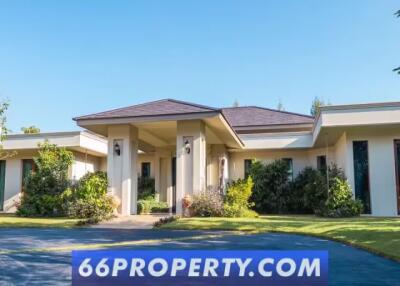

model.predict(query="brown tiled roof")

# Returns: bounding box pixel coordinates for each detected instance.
[74,99,218,120]
[74,99,314,127]
[221,106,314,127]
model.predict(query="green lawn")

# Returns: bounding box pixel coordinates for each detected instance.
[0,213,80,228]
[160,215,400,261]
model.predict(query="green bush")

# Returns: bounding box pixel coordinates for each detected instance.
[289,164,348,214]
[137,196,169,214]
[319,177,363,217]
[190,190,224,217]
[223,177,257,218]
[63,171,116,221]
[17,142,73,217]
[289,167,326,214]
[138,177,155,200]
[250,160,291,214]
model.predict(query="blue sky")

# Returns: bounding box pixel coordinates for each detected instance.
[0,1,399,132]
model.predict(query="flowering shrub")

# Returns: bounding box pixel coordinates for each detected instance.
[190,189,224,217]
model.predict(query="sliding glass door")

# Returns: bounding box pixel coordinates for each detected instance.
[353,141,371,214]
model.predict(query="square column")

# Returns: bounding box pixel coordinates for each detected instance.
[176,120,206,215]
[107,125,138,215]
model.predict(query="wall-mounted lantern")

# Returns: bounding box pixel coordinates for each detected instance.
[114,142,121,156]
[184,140,191,154]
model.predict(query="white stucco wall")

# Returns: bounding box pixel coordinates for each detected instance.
[1,150,105,213]
[228,149,313,181]
[344,127,400,216]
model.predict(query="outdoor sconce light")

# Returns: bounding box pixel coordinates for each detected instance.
[184,140,191,154]
[114,142,121,156]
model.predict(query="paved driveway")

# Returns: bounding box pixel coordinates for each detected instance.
[0,228,399,285]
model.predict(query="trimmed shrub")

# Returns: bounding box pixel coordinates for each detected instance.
[63,171,117,221]
[319,177,363,217]
[250,160,291,214]
[289,167,326,214]
[138,177,155,200]
[137,197,169,214]
[223,177,257,218]
[190,189,224,217]
[17,142,73,217]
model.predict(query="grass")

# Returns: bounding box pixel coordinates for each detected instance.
[0,213,80,228]
[159,215,400,262]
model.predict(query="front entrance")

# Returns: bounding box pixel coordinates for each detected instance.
[394,140,400,214]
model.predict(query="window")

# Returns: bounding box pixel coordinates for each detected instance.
[317,155,327,173]
[394,140,400,215]
[282,158,293,181]
[0,161,5,211]
[353,141,371,214]
[141,162,151,178]
[21,159,36,192]
[244,159,252,178]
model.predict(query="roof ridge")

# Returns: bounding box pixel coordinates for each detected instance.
[74,98,219,121]
[165,98,219,111]
[73,99,171,120]
[222,105,314,119]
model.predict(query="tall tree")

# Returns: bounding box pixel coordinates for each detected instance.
[232,99,239,107]
[21,126,40,134]
[0,100,15,160]
[394,10,400,74]
[310,97,325,117]
[276,100,285,111]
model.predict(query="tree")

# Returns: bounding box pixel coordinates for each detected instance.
[310,97,325,117]
[232,99,239,107]
[394,10,400,74]
[276,100,285,111]
[0,100,15,160]
[17,142,74,216]
[21,126,40,134]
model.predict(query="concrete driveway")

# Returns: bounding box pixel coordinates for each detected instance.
[0,228,399,285]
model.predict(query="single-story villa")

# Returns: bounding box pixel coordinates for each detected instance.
[74,99,400,217]
[1,99,400,217]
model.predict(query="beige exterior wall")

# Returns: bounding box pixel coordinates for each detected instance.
[2,149,105,213]
[342,127,400,216]
[229,149,314,181]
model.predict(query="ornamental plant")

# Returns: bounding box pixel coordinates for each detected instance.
[223,177,257,218]
[17,142,73,216]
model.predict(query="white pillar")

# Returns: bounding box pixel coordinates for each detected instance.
[107,125,138,215]
[154,152,161,201]
[176,120,207,215]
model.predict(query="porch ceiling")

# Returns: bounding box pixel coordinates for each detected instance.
[76,114,243,150]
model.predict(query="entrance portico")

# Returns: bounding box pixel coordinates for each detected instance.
[74,99,243,215]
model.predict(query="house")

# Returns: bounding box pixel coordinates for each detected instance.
[0,131,108,212]
[71,99,400,217]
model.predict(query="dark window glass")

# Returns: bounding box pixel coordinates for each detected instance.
[353,141,371,214]
[282,158,293,181]
[22,159,35,192]
[317,155,327,173]
[244,159,252,178]
[141,162,151,178]
[394,141,400,215]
